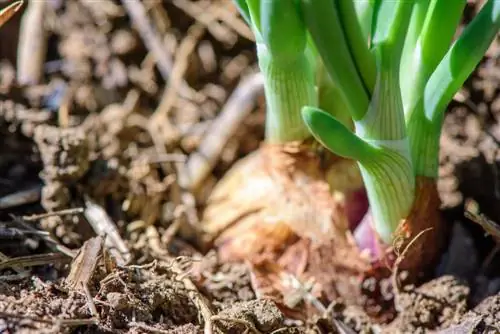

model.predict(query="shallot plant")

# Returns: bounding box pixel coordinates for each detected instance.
[230,0,499,273]
[201,0,367,262]
[299,0,499,267]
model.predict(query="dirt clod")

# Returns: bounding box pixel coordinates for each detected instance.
[216,299,284,333]
[455,294,500,333]
[34,125,90,182]
[389,276,469,332]
[326,300,375,334]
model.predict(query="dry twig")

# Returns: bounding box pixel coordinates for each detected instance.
[0,252,69,271]
[17,0,47,85]
[0,185,42,209]
[172,0,238,45]
[83,197,132,266]
[151,23,205,125]
[8,214,76,257]
[83,283,100,320]
[0,1,23,28]
[180,72,264,190]
[168,258,214,334]
[66,236,103,290]
[120,0,173,80]
[208,3,254,41]
[23,207,84,221]
[0,251,29,280]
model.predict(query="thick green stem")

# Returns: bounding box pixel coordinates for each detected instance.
[408,0,499,177]
[353,44,415,243]
[407,102,441,177]
[355,68,414,242]
[353,0,374,40]
[258,44,317,143]
[355,49,406,140]
[402,0,466,117]
[359,146,415,242]
[301,0,369,120]
[400,0,430,110]
[337,0,376,95]
[316,59,353,129]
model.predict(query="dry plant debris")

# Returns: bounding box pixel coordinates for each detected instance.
[0,0,497,333]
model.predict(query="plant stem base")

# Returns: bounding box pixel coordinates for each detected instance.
[201,142,370,310]
[395,176,451,279]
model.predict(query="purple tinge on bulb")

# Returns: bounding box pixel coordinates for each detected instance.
[353,211,385,261]
[345,188,369,230]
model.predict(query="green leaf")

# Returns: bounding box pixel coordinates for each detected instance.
[425,0,500,122]
[400,0,430,108]
[302,106,377,162]
[337,0,376,94]
[246,0,262,34]
[301,0,369,120]
[402,0,465,116]
[316,61,353,129]
[353,0,375,40]
[232,0,252,26]
[371,0,414,65]
[419,0,466,77]
[260,0,306,62]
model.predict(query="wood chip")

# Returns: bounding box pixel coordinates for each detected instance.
[66,236,103,290]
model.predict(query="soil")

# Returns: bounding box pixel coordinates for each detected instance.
[0,0,499,333]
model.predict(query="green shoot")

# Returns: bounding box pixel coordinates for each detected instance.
[302,0,499,243]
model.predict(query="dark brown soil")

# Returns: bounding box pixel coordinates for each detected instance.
[0,1,499,333]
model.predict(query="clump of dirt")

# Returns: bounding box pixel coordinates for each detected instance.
[461,294,500,333]
[322,300,375,333]
[192,251,255,305]
[0,278,90,333]
[388,276,469,332]
[0,261,203,333]
[215,299,285,333]
[96,265,200,330]
[32,124,91,246]
[34,125,90,183]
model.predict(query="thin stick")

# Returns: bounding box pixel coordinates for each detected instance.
[0,251,29,277]
[120,0,173,80]
[83,283,99,320]
[179,72,264,190]
[146,153,187,164]
[151,23,205,124]
[0,185,42,209]
[83,197,131,266]
[58,84,75,128]
[170,260,214,334]
[17,0,47,85]
[0,1,23,28]
[8,214,76,258]
[0,252,69,270]
[172,0,237,44]
[23,207,84,221]
[209,4,255,41]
